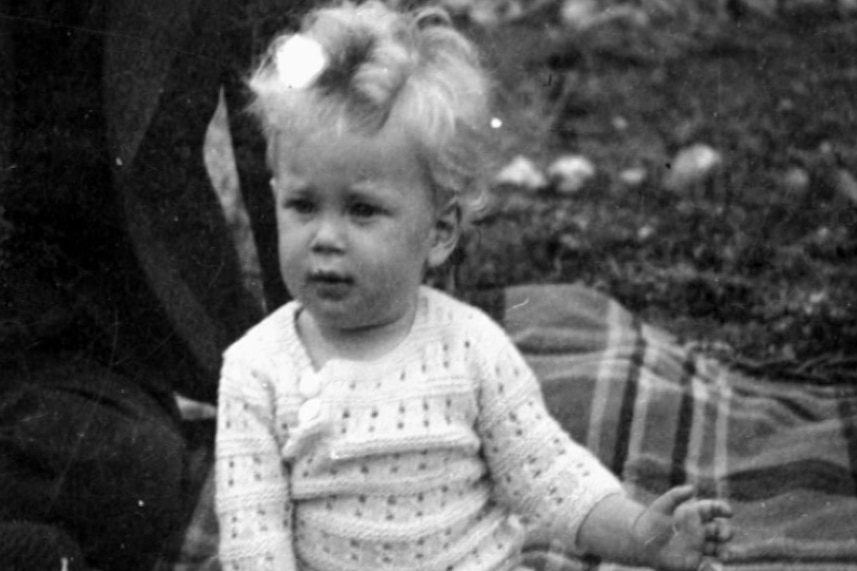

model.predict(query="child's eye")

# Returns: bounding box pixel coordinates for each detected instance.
[349,202,382,219]
[284,198,316,215]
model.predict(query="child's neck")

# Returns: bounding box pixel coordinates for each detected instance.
[297,306,417,369]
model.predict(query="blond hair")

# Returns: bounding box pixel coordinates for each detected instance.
[248,1,493,221]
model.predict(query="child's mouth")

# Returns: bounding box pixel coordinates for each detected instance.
[308,272,353,299]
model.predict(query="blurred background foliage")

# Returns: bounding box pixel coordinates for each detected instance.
[449,0,857,381]
[3,0,857,382]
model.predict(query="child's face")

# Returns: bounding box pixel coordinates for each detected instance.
[271,125,457,337]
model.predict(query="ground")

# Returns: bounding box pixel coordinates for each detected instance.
[456,12,857,383]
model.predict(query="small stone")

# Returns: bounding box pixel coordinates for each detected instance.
[547,155,596,194]
[560,0,600,29]
[558,234,584,252]
[833,168,857,206]
[612,116,629,131]
[808,290,828,306]
[782,166,810,196]
[637,224,656,241]
[777,98,795,112]
[462,0,524,26]
[814,226,832,244]
[469,2,500,26]
[740,0,780,17]
[494,155,547,191]
[663,143,723,192]
[619,167,647,187]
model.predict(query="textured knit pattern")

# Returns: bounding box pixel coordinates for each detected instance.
[215,286,622,571]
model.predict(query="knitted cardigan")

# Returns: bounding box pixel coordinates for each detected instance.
[215,286,622,571]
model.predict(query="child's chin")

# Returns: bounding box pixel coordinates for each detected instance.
[317,308,392,334]
[308,280,353,302]
[307,302,362,327]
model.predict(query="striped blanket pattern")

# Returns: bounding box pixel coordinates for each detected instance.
[172,284,857,570]
[502,284,857,571]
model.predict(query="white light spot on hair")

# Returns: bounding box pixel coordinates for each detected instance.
[275,34,328,90]
[490,117,502,129]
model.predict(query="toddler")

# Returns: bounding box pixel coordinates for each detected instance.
[214,2,733,570]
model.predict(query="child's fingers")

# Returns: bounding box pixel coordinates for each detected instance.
[702,517,734,558]
[652,484,698,514]
[704,540,732,559]
[699,499,733,520]
[719,519,735,542]
[705,519,734,541]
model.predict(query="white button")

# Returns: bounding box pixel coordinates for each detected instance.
[298,398,322,425]
[299,375,322,398]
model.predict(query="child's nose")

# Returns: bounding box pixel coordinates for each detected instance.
[310,214,346,253]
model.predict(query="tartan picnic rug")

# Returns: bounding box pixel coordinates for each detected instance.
[170,284,857,571]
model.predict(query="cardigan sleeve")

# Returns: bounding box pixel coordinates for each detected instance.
[473,316,624,549]
[215,344,298,571]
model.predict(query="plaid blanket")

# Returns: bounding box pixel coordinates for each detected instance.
[170,284,857,570]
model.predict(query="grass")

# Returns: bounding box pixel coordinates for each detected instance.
[456,11,857,381]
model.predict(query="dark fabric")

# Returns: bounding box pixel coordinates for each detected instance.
[0,521,87,571]
[2,0,306,405]
[0,359,186,571]
[103,0,314,395]
[2,1,262,569]
[3,0,207,403]
[1,2,313,570]
[106,0,265,402]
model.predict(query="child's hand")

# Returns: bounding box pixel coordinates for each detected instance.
[633,485,733,571]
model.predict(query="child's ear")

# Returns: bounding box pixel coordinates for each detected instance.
[427,200,461,269]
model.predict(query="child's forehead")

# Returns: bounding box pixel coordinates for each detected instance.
[272,124,428,182]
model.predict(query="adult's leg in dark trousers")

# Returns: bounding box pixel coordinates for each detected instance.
[0,360,186,571]
[0,521,87,571]
[1,1,185,566]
